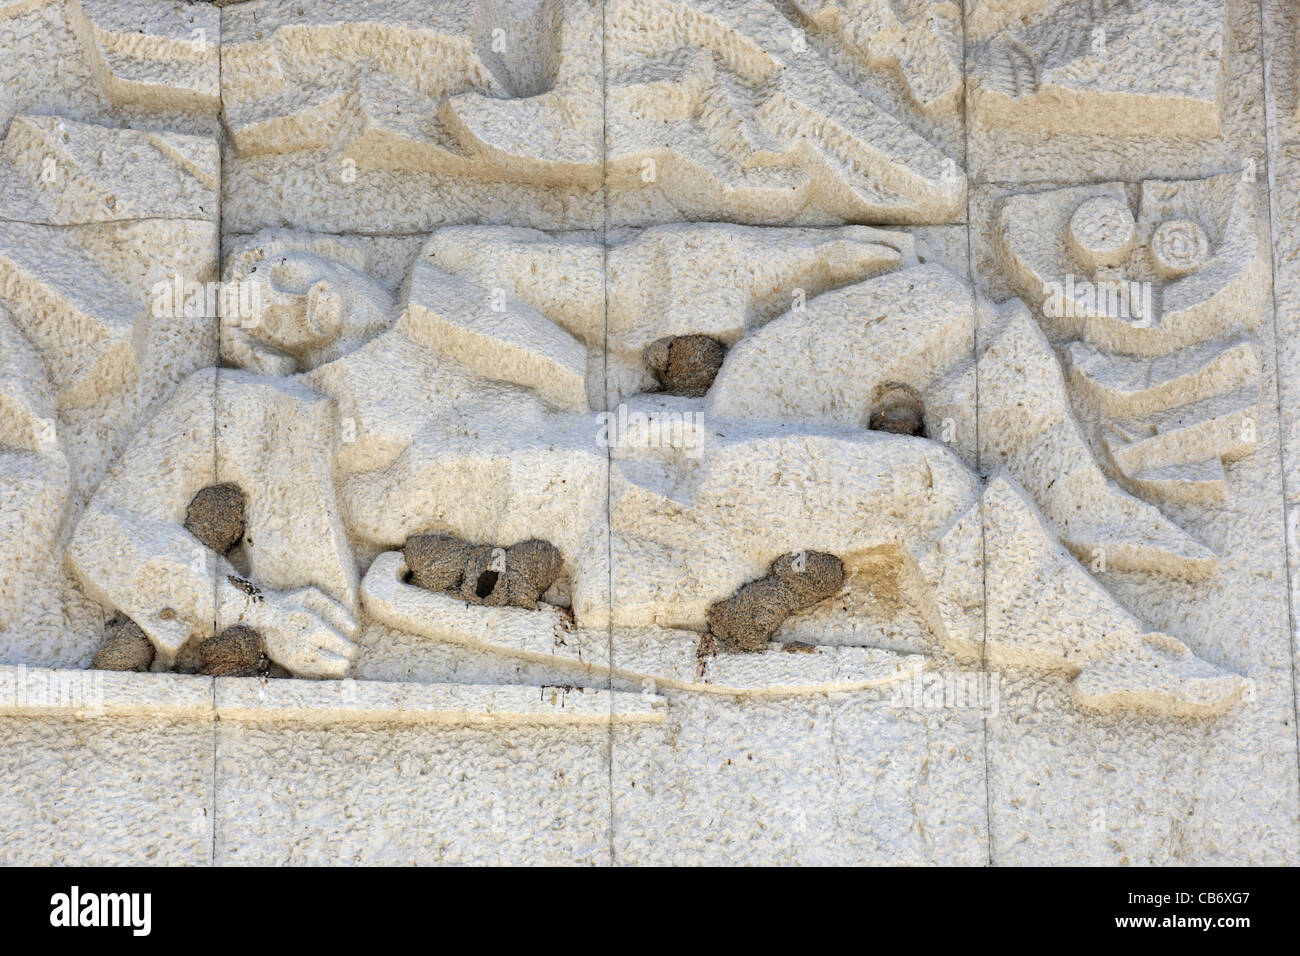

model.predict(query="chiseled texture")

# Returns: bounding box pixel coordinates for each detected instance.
[0,716,214,866]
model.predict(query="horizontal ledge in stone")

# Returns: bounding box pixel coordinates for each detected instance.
[214,677,666,726]
[0,665,210,717]
[0,666,665,725]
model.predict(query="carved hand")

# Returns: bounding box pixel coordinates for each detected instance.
[249,586,359,678]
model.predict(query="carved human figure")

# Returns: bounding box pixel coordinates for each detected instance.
[66,229,1244,713]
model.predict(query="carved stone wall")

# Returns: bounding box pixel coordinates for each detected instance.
[0,0,1297,864]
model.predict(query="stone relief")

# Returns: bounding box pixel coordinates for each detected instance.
[968,0,1230,138]
[11,211,1240,718]
[219,0,966,230]
[0,3,1283,743]
[996,174,1268,506]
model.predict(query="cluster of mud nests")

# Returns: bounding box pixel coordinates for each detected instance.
[92,491,839,671]
[707,551,845,652]
[404,533,563,608]
[91,483,283,677]
[91,617,280,677]
[645,334,727,397]
[401,535,839,655]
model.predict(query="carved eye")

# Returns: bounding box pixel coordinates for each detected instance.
[267,254,316,295]
[1149,219,1209,279]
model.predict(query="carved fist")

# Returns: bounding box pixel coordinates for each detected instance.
[254,586,358,678]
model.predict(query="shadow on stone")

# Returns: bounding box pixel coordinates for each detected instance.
[867,383,925,436]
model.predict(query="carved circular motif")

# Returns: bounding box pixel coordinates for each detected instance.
[1067,196,1136,271]
[1150,218,1209,279]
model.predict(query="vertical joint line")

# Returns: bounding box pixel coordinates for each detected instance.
[1256,0,1300,814]
[958,0,995,869]
[600,0,615,869]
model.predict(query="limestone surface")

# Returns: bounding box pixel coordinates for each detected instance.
[970,0,1230,138]
[0,0,1297,867]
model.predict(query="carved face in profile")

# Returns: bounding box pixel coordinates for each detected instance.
[220,242,397,375]
[997,171,1268,355]
[226,249,344,363]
